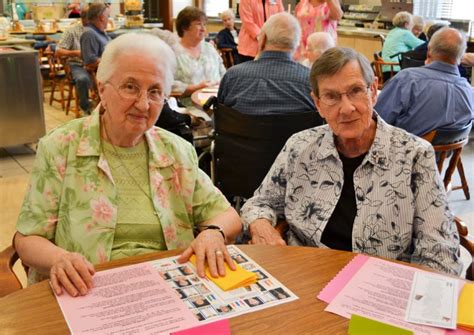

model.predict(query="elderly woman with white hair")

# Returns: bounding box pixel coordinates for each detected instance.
[14,33,241,297]
[216,9,240,64]
[381,11,424,79]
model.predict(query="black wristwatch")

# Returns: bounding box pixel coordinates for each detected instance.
[200,225,226,241]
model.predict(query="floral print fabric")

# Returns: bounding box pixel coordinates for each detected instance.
[16,107,230,285]
[241,114,462,276]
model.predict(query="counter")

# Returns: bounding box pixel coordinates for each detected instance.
[0,45,45,147]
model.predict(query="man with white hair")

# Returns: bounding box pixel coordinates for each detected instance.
[301,32,335,68]
[376,27,474,137]
[217,12,318,116]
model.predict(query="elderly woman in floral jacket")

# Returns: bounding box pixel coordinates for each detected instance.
[15,33,241,297]
[241,47,462,276]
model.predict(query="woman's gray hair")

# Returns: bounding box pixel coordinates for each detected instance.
[392,11,412,28]
[310,47,375,97]
[96,33,176,96]
[220,9,235,19]
[260,12,301,52]
[429,27,466,64]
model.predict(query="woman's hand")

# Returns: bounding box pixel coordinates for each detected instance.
[249,219,287,246]
[178,229,236,278]
[50,252,95,297]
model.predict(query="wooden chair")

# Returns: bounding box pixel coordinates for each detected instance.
[218,48,235,69]
[0,245,23,297]
[371,52,398,90]
[64,62,81,118]
[47,53,69,110]
[274,218,473,280]
[422,122,472,200]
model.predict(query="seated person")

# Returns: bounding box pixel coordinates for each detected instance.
[411,16,425,40]
[301,31,335,68]
[462,52,474,66]
[218,12,317,116]
[376,28,474,137]
[381,11,424,80]
[14,33,241,297]
[240,47,462,276]
[173,6,225,107]
[216,9,240,65]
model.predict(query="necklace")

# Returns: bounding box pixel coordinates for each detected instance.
[101,118,159,217]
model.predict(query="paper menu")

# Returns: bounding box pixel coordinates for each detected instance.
[188,254,257,291]
[405,272,458,329]
[54,262,199,335]
[151,245,298,324]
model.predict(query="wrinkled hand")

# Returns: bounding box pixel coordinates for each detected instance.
[50,252,95,297]
[178,230,236,278]
[249,219,287,246]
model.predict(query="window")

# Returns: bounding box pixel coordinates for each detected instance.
[440,0,474,20]
[173,0,192,18]
[204,1,230,18]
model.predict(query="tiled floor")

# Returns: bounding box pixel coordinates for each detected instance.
[1,101,474,287]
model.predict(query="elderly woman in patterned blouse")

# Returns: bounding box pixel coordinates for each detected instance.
[173,6,226,106]
[14,33,241,297]
[241,47,462,276]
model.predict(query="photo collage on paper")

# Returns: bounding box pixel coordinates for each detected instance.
[150,245,298,323]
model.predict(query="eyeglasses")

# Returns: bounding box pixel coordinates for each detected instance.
[318,85,370,106]
[107,81,164,104]
[190,21,207,28]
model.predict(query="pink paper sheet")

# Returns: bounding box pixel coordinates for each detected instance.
[55,262,199,335]
[171,319,231,335]
[317,254,369,303]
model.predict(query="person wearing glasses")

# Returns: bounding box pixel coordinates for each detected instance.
[14,33,242,298]
[241,47,462,276]
[173,6,225,107]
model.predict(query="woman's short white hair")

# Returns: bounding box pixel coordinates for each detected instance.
[96,33,176,96]
[220,9,235,20]
[392,11,413,28]
[260,12,301,52]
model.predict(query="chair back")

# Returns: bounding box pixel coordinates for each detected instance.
[399,51,425,70]
[0,245,23,297]
[372,51,398,89]
[218,48,235,69]
[212,103,323,199]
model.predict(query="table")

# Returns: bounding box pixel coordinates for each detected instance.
[0,37,34,46]
[0,246,391,334]
[191,86,219,110]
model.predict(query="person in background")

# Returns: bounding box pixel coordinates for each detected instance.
[294,0,342,61]
[301,31,335,68]
[14,33,241,297]
[241,47,462,276]
[173,6,225,107]
[238,0,284,62]
[411,15,426,40]
[56,7,93,116]
[80,2,111,71]
[67,0,81,18]
[218,12,318,116]
[376,28,474,137]
[381,11,424,80]
[216,9,240,65]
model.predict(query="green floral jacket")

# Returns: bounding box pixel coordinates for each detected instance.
[17,109,230,285]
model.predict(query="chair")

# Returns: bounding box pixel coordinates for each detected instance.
[398,51,425,70]
[0,245,23,297]
[218,48,235,69]
[210,103,323,202]
[48,54,69,110]
[422,122,472,200]
[372,52,398,90]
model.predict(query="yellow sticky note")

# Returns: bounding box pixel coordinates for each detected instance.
[457,283,474,331]
[189,255,257,291]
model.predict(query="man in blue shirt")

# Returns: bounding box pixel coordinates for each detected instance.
[375,27,474,137]
[217,12,318,117]
[80,2,111,70]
